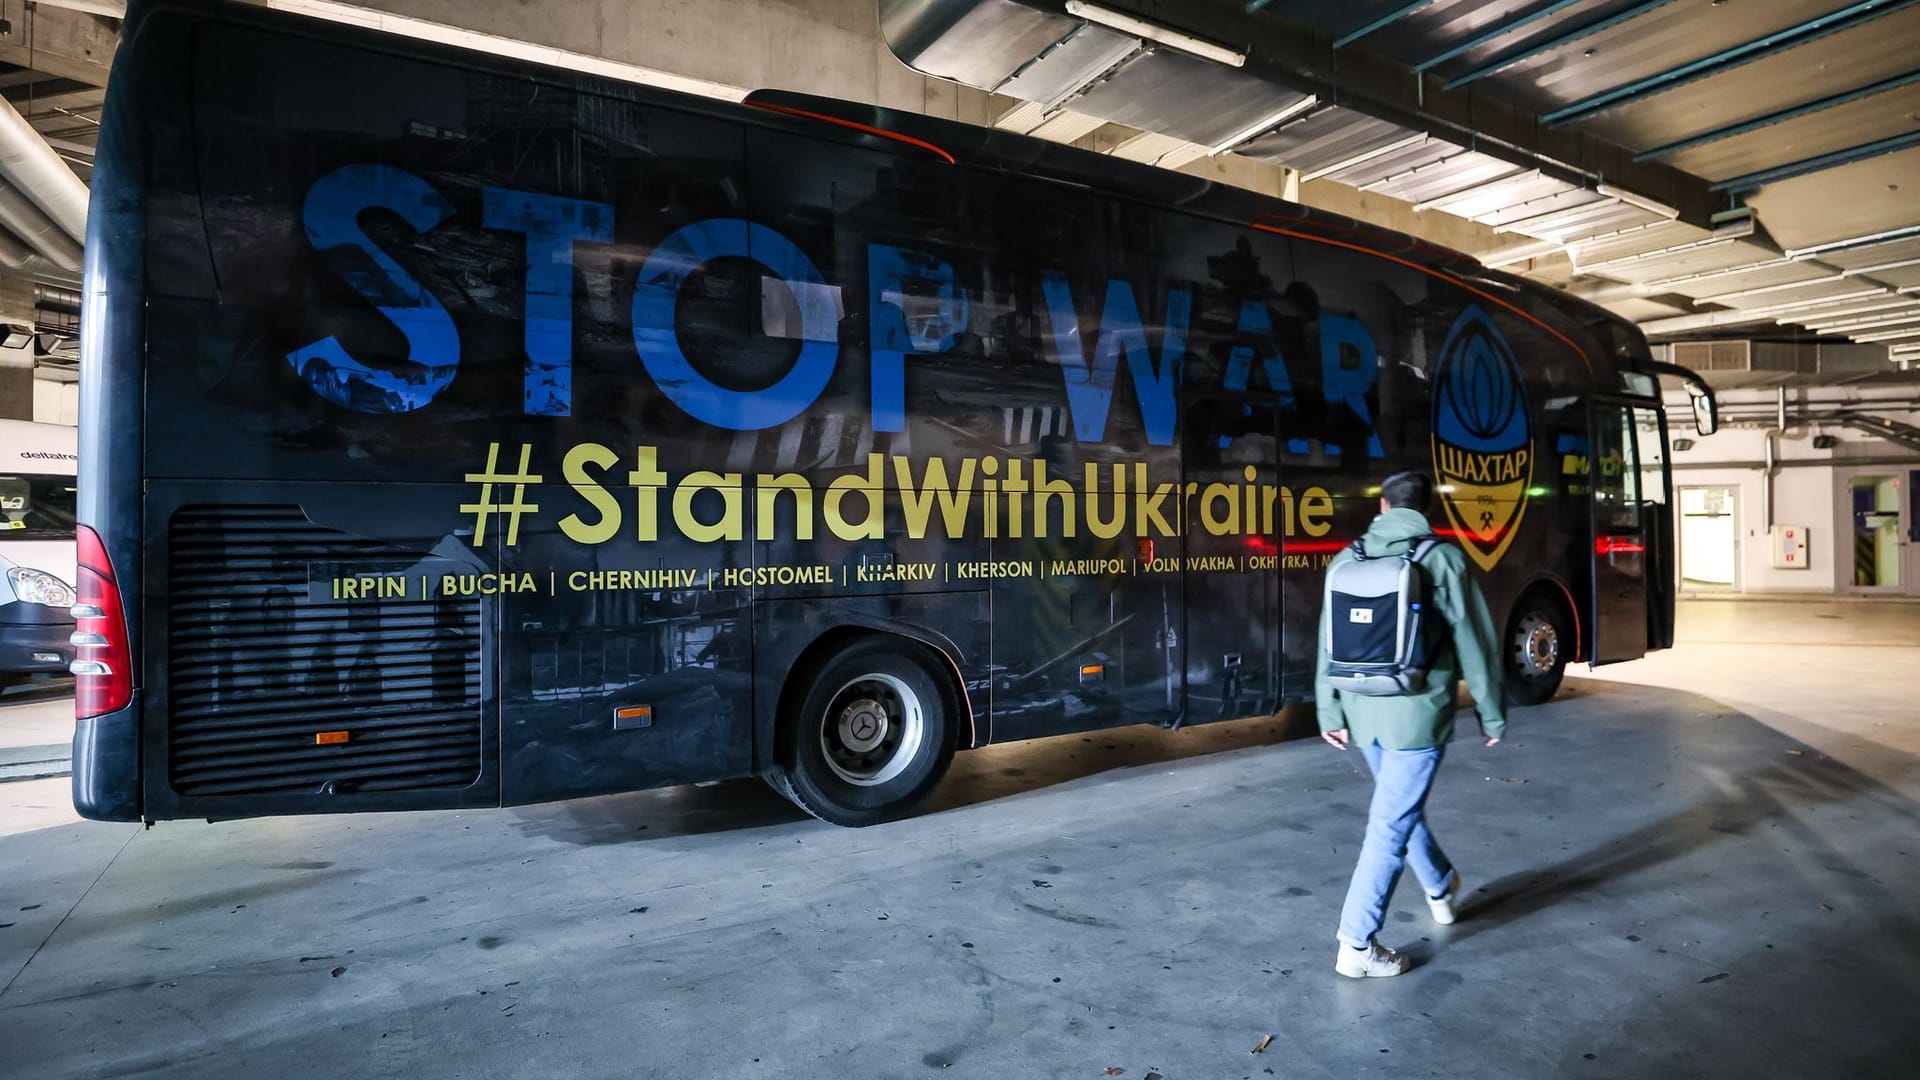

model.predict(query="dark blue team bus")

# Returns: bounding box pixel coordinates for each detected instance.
[71,1,1715,826]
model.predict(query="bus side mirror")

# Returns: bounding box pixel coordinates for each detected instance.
[1690,391,1718,437]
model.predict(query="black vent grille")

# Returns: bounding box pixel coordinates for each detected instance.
[166,506,484,798]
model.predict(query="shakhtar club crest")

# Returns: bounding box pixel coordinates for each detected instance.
[1431,306,1533,571]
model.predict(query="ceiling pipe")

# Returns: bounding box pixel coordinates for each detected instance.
[0,226,81,285]
[1333,1,1439,49]
[35,285,83,314]
[0,179,82,270]
[0,94,88,242]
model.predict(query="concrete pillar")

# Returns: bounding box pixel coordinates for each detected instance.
[0,273,30,420]
[0,366,28,420]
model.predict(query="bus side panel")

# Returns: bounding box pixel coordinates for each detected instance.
[751,591,991,767]
[137,477,504,820]
[71,3,205,821]
[740,126,1185,744]
[495,484,754,806]
[1267,236,1602,699]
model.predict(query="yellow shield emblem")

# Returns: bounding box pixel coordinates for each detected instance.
[1431,307,1533,572]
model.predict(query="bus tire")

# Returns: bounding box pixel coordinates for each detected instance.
[770,637,956,827]
[1503,593,1570,707]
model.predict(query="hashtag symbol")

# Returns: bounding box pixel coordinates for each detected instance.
[461,443,543,547]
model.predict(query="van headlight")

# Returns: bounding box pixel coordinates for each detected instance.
[7,567,75,609]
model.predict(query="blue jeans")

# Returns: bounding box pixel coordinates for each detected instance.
[1337,740,1454,948]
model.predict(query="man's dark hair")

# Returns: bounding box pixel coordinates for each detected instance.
[1381,471,1434,513]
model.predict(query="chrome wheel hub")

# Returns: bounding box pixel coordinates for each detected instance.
[1513,614,1559,677]
[820,672,925,787]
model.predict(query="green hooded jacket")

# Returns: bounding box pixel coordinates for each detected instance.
[1314,507,1508,749]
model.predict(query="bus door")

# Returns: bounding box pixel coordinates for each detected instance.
[1589,400,1665,664]
[1181,392,1283,721]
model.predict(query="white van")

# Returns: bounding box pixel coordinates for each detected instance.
[0,419,77,685]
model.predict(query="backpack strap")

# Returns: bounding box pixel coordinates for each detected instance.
[1347,537,1371,561]
[1402,535,1441,564]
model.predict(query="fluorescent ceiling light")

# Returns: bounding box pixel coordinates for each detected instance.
[1783,224,1920,259]
[1482,238,1563,269]
[1596,183,1680,220]
[1065,1,1247,67]
[1208,95,1317,155]
[1302,132,1426,183]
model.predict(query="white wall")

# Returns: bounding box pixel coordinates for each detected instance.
[1670,465,1838,592]
[1666,390,1920,593]
[32,378,77,426]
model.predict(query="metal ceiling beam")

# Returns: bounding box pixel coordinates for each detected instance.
[1414,0,1591,76]
[1694,275,1847,304]
[1637,308,1777,336]
[1851,256,1920,275]
[1648,291,1913,334]
[1411,167,1536,211]
[1543,0,1920,128]
[1445,0,1678,89]
[1803,312,1920,333]
[1854,326,1920,342]
[7,87,107,115]
[29,2,126,17]
[1636,68,1920,162]
[1333,2,1439,49]
[918,0,1717,224]
[1747,289,1914,316]
[1642,257,1803,290]
[1577,236,1736,273]
[1300,132,1427,182]
[1710,130,1920,193]
[1785,225,1920,259]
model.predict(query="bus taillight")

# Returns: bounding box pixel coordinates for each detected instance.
[71,525,133,720]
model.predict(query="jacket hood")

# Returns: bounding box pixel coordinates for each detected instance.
[1359,507,1436,555]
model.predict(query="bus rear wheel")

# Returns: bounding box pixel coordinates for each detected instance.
[1504,595,1570,706]
[769,637,956,827]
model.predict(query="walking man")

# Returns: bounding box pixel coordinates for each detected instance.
[1316,470,1507,978]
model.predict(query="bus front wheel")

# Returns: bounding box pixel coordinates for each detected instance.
[769,637,957,827]
[1504,596,1570,707]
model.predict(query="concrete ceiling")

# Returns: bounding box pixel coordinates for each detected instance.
[881,0,1920,368]
[10,0,1920,377]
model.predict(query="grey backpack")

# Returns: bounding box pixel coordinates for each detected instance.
[1323,536,1443,696]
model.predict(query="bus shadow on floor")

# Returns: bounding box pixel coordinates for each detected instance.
[515,705,1322,846]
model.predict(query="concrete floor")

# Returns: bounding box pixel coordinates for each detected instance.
[2,602,1918,1079]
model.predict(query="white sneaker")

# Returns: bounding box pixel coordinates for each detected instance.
[1334,940,1409,979]
[1426,870,1461,926]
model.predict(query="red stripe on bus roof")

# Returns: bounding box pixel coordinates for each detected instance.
[747,101,957,165]
[1248,220,1594,377]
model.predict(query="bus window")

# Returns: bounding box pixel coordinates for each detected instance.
[1593,406,1641,535]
